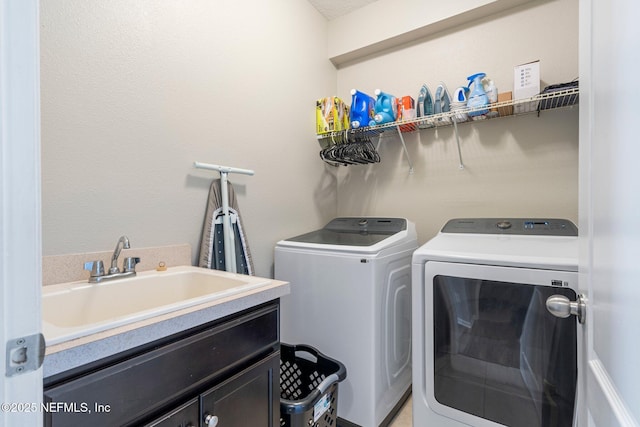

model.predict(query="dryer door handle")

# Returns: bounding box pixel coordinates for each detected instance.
[546,294,586,324]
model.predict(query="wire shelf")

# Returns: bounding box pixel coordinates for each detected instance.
[316,87,579,141]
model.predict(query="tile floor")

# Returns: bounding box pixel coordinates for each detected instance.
[388,395,412,427]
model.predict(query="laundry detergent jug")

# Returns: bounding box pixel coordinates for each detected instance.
[371,89,398,126]
[466,72,489,117]
[350,89,375,129]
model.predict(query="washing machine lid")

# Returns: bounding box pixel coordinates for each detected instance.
[413,218,578,271]
[277,217,416,253]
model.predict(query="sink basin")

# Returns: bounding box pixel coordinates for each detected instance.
[42,266,274,345]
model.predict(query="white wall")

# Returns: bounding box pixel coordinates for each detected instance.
[40,0,338,278]
[40,0,579,279]
[327,0,534,65]
[335,0,579,244]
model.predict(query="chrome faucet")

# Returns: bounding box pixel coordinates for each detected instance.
[84,235,140,283]
[110,235,130,274]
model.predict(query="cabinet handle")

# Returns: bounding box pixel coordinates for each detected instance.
[204,414,219,427]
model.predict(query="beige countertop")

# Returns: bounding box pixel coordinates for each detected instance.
[43,278,289,379]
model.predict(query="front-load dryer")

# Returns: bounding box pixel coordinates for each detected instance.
[275,217,418,427]
[412,218,580,427]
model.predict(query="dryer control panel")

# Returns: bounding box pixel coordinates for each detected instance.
[441,218,578,236]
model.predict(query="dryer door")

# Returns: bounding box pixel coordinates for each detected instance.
[422,261,579,427]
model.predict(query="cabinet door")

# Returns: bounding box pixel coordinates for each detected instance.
[144,398,199,427]
[200,351,280,427]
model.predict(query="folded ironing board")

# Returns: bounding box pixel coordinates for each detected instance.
[198,179,254,275]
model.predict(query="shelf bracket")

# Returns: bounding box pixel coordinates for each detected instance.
[395,125,414,174]
[376,133,382,152]
[452,119,465,170]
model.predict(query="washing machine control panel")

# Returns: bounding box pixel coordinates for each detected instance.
[442,218,578,236]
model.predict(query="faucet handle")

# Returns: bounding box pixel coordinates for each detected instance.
[84,260,105,278]
[123,257,141,273]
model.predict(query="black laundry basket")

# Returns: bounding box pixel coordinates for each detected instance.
[280,343,347,427]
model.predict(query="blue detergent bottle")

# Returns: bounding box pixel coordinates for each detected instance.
[466,72,489,117]
[371,89,398,126]
[349,89,375,129]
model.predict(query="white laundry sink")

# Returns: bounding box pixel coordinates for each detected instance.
[42,265,273,345]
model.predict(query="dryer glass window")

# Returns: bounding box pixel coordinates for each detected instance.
[433,276,577,427]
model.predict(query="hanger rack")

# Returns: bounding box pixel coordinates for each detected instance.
[194,161,255,273]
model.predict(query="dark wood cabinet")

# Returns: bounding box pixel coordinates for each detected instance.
[44,301,280,427]
[144,398,199,427]
[200,352,279,427]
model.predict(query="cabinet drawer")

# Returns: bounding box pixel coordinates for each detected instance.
[44,303,278,427]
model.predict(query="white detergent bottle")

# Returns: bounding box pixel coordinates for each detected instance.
[466,72,489,117]
[483,78,499,117]
[484,78,498,103]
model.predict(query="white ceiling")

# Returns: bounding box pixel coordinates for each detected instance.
[307,0,379,20]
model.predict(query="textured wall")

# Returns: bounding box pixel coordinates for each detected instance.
[40,0,579,280]
[334,0,579,244]
[40,0,338,278]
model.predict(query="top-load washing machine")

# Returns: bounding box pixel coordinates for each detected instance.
[275,217,418,427]
[412,218,581,427]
